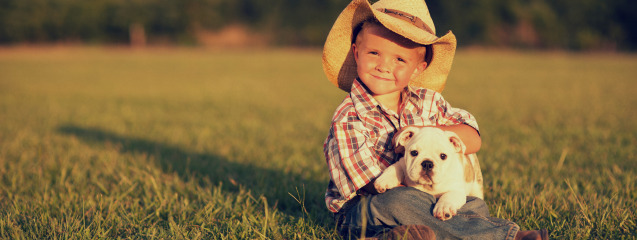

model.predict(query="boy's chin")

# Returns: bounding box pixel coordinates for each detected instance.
[365,83,402,95]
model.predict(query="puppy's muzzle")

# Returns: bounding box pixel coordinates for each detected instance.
[421,160,434,171]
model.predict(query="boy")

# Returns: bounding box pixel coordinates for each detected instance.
[322,0,548,239]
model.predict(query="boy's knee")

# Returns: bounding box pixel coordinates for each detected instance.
[360,187,438,226]
[459,196,491,217]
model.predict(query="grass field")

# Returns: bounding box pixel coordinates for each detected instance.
[0,47,635,239]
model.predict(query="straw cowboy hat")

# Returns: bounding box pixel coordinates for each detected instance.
[322,0,457,93]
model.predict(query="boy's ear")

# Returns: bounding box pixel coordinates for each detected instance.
[352,43,359,63]
[411,60,428,79]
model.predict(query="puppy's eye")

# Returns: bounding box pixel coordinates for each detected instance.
[410,150,419,157]
[440,153,447,160]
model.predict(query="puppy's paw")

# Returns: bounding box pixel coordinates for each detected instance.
[432,201,459,221]
[374,173,400,193]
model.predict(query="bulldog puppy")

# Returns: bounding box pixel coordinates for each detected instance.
[374,126,484,221]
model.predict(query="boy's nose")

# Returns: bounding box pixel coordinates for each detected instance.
[375,58,392,72]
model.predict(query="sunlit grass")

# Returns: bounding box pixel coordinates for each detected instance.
[0,47,635,239]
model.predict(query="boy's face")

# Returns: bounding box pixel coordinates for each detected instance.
[352,24,428,98]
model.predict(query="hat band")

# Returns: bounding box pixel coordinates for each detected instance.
[379,8,434,35]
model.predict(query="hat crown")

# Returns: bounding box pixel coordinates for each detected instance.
[372,0,436,35]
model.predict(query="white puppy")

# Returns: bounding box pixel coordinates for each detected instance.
[374,126,484,221]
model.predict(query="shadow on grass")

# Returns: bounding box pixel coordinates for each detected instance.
[57,124,329,220]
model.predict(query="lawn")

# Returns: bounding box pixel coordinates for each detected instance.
[0,47,635,239]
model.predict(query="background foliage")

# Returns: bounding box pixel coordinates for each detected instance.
[1,0,636,50]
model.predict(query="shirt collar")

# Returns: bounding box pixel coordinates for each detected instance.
[404,85,425,113]
[350,78,379,117]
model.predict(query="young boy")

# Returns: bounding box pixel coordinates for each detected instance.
[322,0,548,239]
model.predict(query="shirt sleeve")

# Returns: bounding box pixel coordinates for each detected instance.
[432,92,480,134]
[325,119,383,202]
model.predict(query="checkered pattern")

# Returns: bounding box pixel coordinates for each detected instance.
[324,79,479,213]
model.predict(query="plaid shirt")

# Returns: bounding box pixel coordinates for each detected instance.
[324,79,479,213]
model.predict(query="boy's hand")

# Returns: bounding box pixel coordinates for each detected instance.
[361,180,380,195]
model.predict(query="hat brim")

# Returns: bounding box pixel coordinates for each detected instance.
[322,0,457,93]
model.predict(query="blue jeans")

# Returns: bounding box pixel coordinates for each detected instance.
[335,187,519,240]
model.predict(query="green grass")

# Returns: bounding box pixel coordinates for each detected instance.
[0,47,635,239]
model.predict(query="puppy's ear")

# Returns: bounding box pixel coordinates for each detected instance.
[393,126,420,154]
[446,131,466,154]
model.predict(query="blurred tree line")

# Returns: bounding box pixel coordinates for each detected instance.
[0,0,635,50]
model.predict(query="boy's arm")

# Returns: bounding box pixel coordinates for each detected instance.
[430,91,481,154]
[326,120,384,200]
[436,124,481,154]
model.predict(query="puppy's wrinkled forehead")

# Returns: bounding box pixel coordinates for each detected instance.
[407,129,450,150]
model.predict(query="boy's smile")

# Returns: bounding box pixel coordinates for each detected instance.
[352,24,428,105]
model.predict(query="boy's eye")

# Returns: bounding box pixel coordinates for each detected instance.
[368,51,378,55]
[397,57,405,62]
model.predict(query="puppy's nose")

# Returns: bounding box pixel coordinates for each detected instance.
[421,160,434,171]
